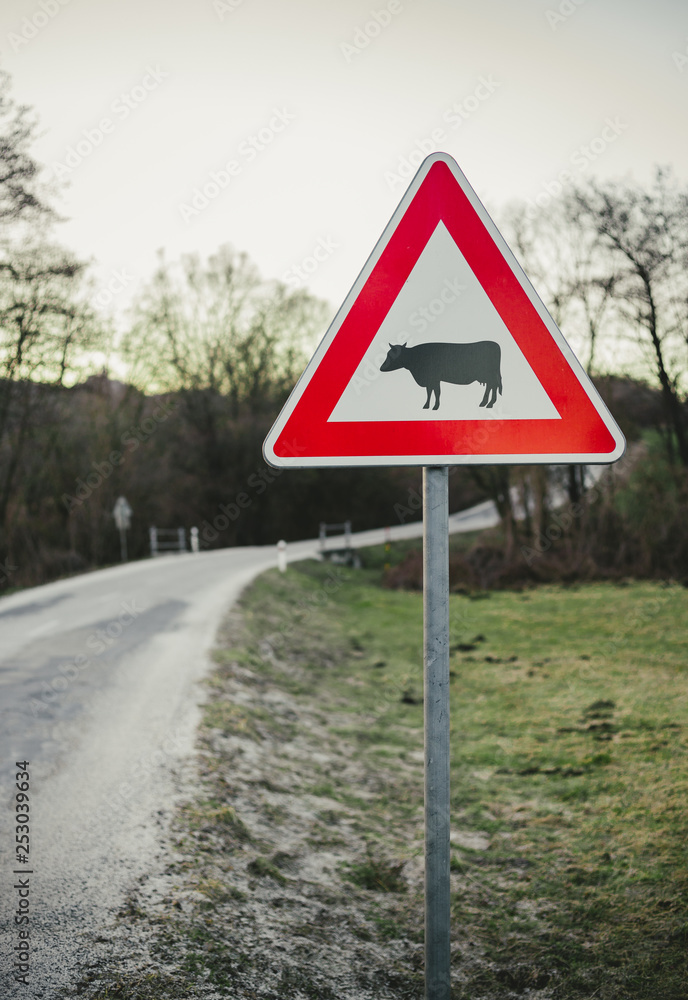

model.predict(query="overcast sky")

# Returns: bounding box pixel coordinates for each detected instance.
[1,0,686,324]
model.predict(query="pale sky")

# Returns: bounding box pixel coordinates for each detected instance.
[1,0,686,326]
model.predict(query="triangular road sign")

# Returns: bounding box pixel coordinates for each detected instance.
[264,152,625,467]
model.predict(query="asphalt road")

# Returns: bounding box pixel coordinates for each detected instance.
[0,502,498,998]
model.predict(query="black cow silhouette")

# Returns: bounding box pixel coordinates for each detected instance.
[379,341,503,411]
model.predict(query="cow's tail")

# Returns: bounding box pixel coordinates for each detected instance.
[498,372,503,396]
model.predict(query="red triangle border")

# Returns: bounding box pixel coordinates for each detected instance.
[265,155,625,467]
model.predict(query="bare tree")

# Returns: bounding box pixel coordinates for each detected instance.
[0,69,54,228]
[120,245,330,516]
[0,71,106,561]
[0,244,105,530]
[570,168,688,464]
[124,244,329,409]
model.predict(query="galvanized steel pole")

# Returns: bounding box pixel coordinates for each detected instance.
[423,466,451,1000]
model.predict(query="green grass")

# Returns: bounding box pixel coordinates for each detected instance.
[341,852,408,893]
[236,560,688,998]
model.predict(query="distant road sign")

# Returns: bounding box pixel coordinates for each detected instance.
[264,152,625,468]
[113,496,132,562]
[113,496,132,531]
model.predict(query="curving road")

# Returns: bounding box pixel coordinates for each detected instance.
[0,502,498,998]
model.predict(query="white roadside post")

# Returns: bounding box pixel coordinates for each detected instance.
[423,467,451,999]
[277,539,287,572]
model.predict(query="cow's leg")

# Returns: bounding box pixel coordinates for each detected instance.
[479,383,491,407]
[485,384,497,408]
[432,384,441,410]
[423,386,432,409]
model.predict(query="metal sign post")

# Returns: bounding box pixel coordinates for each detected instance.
[423,466,451,1000]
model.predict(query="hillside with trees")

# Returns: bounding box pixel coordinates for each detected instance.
[1,68,687,592]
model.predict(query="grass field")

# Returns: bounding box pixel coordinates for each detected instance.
[74,554,688,999]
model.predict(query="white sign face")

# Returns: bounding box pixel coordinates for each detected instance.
[328,222,560,424]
